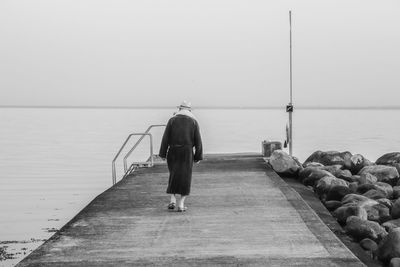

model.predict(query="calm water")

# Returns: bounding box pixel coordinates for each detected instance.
[1,107,400,265]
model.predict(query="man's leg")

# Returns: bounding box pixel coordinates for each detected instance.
[177,195,187,211]
[168,194,176,209]
[170,194,176,204]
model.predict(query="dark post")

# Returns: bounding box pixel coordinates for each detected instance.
[288,10,294,156]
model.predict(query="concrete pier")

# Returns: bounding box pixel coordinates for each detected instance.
[18,154,364,266]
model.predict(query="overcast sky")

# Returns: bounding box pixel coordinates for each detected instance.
[0,0,399,108]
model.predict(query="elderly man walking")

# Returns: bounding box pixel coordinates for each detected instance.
[159,101,203,212]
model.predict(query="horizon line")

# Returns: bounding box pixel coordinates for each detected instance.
[1,105,400,110]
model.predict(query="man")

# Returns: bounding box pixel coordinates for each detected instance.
[159,101,203,212]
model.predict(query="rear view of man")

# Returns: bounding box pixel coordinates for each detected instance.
[159,101,203,212]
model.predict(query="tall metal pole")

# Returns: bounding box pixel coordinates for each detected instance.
[287,10,294,156]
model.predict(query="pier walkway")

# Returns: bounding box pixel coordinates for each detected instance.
[18,154,364,266]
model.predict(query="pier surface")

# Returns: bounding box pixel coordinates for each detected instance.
[18,154,364,266]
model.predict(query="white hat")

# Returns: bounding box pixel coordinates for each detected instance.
[177,100,192,110]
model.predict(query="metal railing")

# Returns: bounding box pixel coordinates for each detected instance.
[123,124,166,172]
[111,124,166,185]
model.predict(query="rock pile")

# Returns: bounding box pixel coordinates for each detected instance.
[269,150,400,265]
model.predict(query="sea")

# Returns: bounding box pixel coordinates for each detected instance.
[1,107,400,266]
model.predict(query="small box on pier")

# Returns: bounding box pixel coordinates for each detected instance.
[262,141,282,157]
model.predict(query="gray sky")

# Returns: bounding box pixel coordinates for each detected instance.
[0,0,399,108]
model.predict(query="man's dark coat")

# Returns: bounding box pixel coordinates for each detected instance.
[159,114,203,196]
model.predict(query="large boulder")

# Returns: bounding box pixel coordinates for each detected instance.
[321,164,343,174]
[342,193,377,206]
[314,176,348,198]
[377,198,393,209]
[391,198,400,219]
[358,165,399,186]
[326,185,352,201]
[363,189,388,200]
[376,152,400,174]
[390,258,400,267]
[335,169,353,182]
[333,204,368,224]
[360,238,378,252]
[344,154,374,174]
[324,200,342,211]
[304,150,352,167]
[302,169,334,187]
[382,218,400,232]
[322,166,353,181]
[358,173,378,185]
[393,186,400,199]
[374,182,394,199]
[356,184,377,194]
[345,216,387,243]
[377,228,400,264]
[303,162,324,168]
[298,166,323,181]
[269,150,302,176]
[363,203,391,223]
[348,182,358,193]
[346,175,361,184]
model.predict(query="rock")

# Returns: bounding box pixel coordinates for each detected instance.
[269,150,302,176]
[390,258,400,267]
[349,182,358,193]
[303,151,324,165]
[293,157,304,172]
[358,165,400,186]
[322,164,343,174]
[358,173,378,185]
[382,218,400,232]
[304,150,352,167]
[345,154,374,174]
[392,199,400,219]
[377,228,400,263]
[357,184,377,194]
[342,193,376,205]
[363,189,388,200]
[340,194,382,223]
[315,176,349,198]
[351,174,361,181]
[334,204,368,224]
[326,185,352,201]
[336,169,353,182]
[363,203,391,223]
[377,152,400,165]
[345,175,361,183]
[393,186,400,199]
[374,182,394,198]
[298,166,322,181]
[303,162,324,168]
[360,238,378,252]
[345,216,387,243]
[377,198,393,209]
[324,200,342,211]
[376,152,400,174]
[302,169,334,187]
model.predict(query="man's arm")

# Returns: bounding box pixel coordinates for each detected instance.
[193,121,203,162]
[159,120,171,159]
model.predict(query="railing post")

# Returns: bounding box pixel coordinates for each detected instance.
[123,124,165,171]
[149,134,154,166]
[112,134,133,185]
[112,124,165,185]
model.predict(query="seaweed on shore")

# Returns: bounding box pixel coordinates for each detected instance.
[0,246,15,261]
[0,238,46,245]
